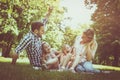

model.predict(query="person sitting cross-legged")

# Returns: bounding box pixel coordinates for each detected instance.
[42,42,61,70]
[69,28,100,73]
[59,44,74,71]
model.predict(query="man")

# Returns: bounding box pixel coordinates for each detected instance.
[11,6,53,70]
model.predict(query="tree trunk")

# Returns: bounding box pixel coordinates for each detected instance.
[112,42,120,66]
[2,42,13,57]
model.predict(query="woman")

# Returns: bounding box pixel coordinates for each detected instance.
[69,28,99,73]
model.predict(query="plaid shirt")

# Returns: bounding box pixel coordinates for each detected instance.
[15,18,48,67]
[15,31,42,67]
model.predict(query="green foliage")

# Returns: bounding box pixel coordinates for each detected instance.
[0,0,62,56]
[85,0,120,66]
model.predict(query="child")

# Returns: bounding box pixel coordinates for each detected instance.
[59,44,73,70]
[66,46,76,69]
[42,42,60,70]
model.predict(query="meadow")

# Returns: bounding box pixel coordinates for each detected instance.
[0,57,120,80]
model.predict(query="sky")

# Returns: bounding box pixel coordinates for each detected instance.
[59,0,97,29]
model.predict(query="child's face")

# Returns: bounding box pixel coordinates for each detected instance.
[43,43,51,53]
[63,44,71,54]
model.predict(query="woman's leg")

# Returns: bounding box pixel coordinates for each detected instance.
[75,63,85,72]
[83,61,96,72]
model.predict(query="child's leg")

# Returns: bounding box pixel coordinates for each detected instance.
[46,57,58,65]
[62,53,72,68]
[48,61,59,69]
[70,55,80,69]
[59,55,65,66]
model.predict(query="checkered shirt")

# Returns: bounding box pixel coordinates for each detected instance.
[15,31,42,67]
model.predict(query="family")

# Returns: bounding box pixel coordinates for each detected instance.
[11,7,100,73]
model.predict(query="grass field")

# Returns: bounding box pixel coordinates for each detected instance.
[0,57,120,80]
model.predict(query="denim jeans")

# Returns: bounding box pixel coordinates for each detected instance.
[75,61,100,73]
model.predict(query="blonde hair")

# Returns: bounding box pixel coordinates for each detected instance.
[84,29,98,59]
[83,28,94,40]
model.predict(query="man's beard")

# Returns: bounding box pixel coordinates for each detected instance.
[37,33,42,38]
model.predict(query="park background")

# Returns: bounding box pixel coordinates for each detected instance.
[0,0,120,80]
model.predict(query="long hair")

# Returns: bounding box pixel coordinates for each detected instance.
[84,28,98,58]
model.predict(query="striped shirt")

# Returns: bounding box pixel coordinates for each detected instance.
[15,31,42,67]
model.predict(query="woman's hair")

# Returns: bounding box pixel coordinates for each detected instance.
[84,28,98,59]
[83,28,94,40]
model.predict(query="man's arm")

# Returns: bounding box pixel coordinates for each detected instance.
[42,6,53,25]
[11,35,32,64]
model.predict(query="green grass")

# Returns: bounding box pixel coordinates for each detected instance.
[0,57,120,80]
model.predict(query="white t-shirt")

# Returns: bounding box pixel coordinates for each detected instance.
[74,36,98,62]
[74,36,86,55]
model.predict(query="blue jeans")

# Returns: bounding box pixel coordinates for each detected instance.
[75,61,100,73]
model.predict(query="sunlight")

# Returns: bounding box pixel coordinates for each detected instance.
[60,0,97,29]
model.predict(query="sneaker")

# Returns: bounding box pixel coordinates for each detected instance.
[69,68,76,73]
[33,66,42,70]
[101,70,111,74]
[58,66,65,72]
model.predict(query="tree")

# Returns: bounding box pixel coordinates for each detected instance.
[85,0,120,66]
[0,0,63,57]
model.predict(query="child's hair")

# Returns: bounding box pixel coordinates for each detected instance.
[62,44,71,54]
[42,42,50,55]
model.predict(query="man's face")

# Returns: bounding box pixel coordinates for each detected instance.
[37,26,44,37]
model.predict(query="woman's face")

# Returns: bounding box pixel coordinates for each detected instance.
[81,33,92,43]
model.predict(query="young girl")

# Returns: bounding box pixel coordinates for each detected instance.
[42,42,60,70]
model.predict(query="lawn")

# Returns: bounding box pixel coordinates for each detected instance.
[0,57,120,80]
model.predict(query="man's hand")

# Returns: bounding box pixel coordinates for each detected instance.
[11,53,18,65]
[48,6,53,13]
[45,6,53,18]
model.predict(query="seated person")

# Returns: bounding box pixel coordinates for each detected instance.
[69,28,100,73]
[59,44,74,70]
[66,46,76,69]
[42,42,61,70]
